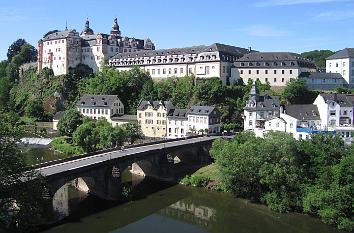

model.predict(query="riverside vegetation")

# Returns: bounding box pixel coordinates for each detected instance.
[181,132,353,231]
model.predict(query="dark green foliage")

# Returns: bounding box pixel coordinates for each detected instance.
[122,122,144,144]
[195,78,225,105]
[0,111,48,232]
[81,66,151,114]
[0,60,8,78]
[180,175,210,187]
[0,77,12,110]
[25,100,44,120]
[301,50,334,68]
[282,79,318,104]
[57,108,83,136]
[72,118,130,152]
[211,132,353,231]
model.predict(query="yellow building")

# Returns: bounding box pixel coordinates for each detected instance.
[137,101,175,138]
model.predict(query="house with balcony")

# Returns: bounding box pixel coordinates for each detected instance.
[243,81,281,136]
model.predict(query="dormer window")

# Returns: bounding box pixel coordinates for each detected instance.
[81,101,85,105]
[104,102,107,105]
[92,102,96,106]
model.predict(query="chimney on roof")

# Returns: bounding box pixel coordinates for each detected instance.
[248,47,252,52]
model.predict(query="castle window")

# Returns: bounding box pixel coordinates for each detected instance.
[290,70,293,74]
[180,68,183,74]
[240,70,243,74]
[274,70,277,74]
[282,70,285,74]
[174,68,177,74]
[282,78,285,82]
[206,66,210,75]
[169,68,172,74]
[248,70,251,74]
[163,68,166,74]
[256,70,259,74]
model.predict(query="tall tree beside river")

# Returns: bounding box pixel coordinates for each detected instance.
[0,112,48,232]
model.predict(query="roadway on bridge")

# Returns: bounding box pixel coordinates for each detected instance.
[36,136,218,177]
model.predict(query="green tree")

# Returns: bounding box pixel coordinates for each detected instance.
[0,77,12,110]
[57,108,83,136]
[7,39,27,62]
[172,76,195,108]
[282,79,316,104]
[25,100,44,120]
[123,122,144,144]
[195,77,225,105]
[0,60,8,78]
[73,121,99,152]
[301,50,334,68]
[0,111,48,232]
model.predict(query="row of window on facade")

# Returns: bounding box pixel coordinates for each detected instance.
[328,61,354,68]
[240,61,296,67]
[140,112,166,118]
[168,128,185,134]
[240,69,293,75]
[80,108,109,115]
[82,55,102,61]
[143,119,166,125]
[46,39,65,45]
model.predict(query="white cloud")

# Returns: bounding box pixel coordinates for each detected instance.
[255,0,350,7]
[314,10,354,20]
[241,25,289,37]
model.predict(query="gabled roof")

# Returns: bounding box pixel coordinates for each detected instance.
[319,93,354,107]
[138,101,175,113]
[187,105,220,116]
[284,104,321,121]
[110,43,249,60]
[235,52,316,69]
[327,48,354,60]
[77,94,122,108]
[245,95,281,111]
[167,109,188,119]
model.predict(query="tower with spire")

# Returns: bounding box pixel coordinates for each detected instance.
[81,18,94,35]
[110,18,121,37]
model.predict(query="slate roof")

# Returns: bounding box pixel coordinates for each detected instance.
[235,52,316,69]
[320,93,354,107]
[327,48,354,60]
[77,94,121,108]
[137,101,175,114]
[284,104,321,121]
[111,114,137,121]
[187,105,220,116]
[43,30,76,41]
[53,111,65,120]
[110,43,249,60]
[168,109,188,119]
[307,72,344,80]
[245,95,281,111]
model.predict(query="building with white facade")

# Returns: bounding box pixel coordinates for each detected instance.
[109,43,250,85]
[232,52,317,86]
[243,81,281,136]
[76,94,136,126]
[167,109,189,138]
[186,105,221,135]
[326,48,354,87]
[248,91,354,143]
[304,72,346,90]
[38,18,155,76]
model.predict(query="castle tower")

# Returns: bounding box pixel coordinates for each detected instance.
[110,18,121,37]
[81,18,94,35]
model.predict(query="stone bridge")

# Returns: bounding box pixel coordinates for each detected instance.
[36,136,218,203]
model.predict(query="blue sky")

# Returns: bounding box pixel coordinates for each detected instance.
[0,0,353,60]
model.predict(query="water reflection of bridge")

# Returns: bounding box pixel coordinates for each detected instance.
[159,200,216,228]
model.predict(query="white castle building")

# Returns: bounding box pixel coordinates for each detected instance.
[38,18,155,76]
[109,43,250,85]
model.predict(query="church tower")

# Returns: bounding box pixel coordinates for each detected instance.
[249,80,259,102]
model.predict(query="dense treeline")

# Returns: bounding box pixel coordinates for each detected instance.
[0,112,49,232]
[210,132,353,231]
[301,50,335,68]
[53,108,144,153]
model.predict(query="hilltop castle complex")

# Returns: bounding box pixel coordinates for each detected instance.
[37,18,155,75]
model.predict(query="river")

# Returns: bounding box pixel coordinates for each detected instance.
[19,146,344,233]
